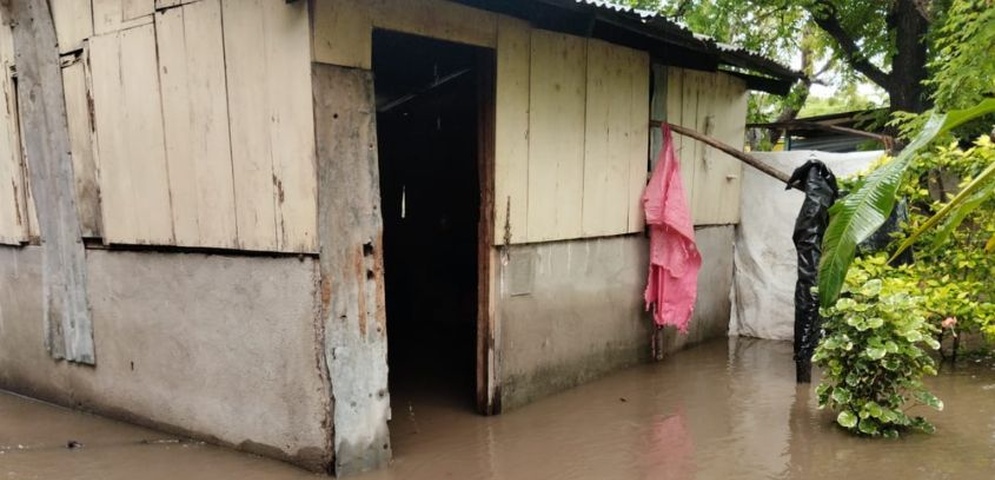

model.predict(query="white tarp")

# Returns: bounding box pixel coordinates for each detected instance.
[729,150,884,340]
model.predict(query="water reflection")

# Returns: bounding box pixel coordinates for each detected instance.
[3,338,994,479]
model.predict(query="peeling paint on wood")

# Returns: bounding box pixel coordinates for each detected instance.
[10,0,95,364]
[312,63,390,476]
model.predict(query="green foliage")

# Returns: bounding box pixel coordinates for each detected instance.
[928,0,995,112]
[817,113,946,308]
[818,99,995,309]
[797,85,880,118]
[813,269,943,437]
[892,135,995,260]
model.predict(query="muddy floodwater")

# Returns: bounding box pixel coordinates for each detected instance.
[3,338,994,479]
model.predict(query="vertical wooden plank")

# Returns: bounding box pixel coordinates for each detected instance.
[222,0,275,251]
[223,0,316,252]
[312,0,372,69]
[476,49,498,414]
[50,0,93,53]
[527,30,586,242]
[581,39,610,237]
[313,63,391,475]
[0,12,26,244]
[264,0,317,252]
[664,66,683,167]
[583,39,635,237]
[24,158,41,240]
[493,15,530,245]
[157,0,237,248]
[10,0,94,363]
[61,55,101,237]
[626,49,650,233]
[691,71,716,223]
[90,24,174,244]
[93,0,153,35]
[679,68,698,219]
[713,73,747,224]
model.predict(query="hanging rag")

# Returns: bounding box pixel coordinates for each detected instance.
[643,124,701,333]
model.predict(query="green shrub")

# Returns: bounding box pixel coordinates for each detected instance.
[813,267,943,437]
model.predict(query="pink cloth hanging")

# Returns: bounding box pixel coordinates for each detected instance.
[643,124,701,333]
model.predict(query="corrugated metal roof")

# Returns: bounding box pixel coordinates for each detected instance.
[573,0,655,17]
[569,0,802,86]
[448,0,802,93]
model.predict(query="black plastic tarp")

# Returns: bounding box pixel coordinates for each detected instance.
[787,160,839,383]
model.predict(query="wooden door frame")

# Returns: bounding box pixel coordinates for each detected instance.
[476,48,499,415]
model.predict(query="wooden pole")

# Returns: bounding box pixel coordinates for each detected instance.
[9,0,95,364]
[658,121,796,188]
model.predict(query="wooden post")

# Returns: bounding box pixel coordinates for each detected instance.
[313,63,391,476]
[9,0,94,364]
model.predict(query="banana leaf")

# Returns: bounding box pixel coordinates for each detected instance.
[818,98,995,308]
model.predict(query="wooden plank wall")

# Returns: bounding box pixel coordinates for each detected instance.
[664,67,747,225]
[41,0,318,252]
[311,1,653,245]
[61,53,102,237]
[526,30,587,242]
[0,10,30,245]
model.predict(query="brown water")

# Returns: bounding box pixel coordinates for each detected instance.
[3,338,994,479]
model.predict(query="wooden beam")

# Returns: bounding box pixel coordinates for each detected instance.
[660,121,794,187]
[9,0,95,364]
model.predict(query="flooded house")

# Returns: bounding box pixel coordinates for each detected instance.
[0,0,798,475]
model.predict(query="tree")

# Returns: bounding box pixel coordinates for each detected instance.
[629,1,940,123]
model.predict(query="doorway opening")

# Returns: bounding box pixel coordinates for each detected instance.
[374,30,491,415]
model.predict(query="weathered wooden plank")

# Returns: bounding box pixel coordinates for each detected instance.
[90,24,174,244]
[665,66,685,178]
[50,0,93,53]
[0,12,26,245]
[157,0,237,248]
[93,0,153,34]
[678,68,698,216]
[61,54,101,237]
[370,0,497,48]
[583,39,636,237]
[10,0,94,363]
[155,0,197,9]
[222,0,316,252]
[263,0,317,252]
[312,63,390,476]
[311,0,372,69]
[493,15,530,245]
[221,0,276,251]
[123,0,154,20]
[711,73,747,224]
[626,48,650,233]
[691,71,716,223]
[476,51,498,414]
[527,30,586,242]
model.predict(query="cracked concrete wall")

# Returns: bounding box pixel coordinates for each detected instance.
[0,246,331,471]
[498,225,734,410]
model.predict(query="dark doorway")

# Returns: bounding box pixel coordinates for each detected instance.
[374,30,486,413]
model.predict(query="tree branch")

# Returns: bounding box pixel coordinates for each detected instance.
[809,0,892,90]
[661,122,796,187]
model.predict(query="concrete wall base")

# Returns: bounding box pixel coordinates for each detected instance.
[0,246,332,472]
[497,226,734,410]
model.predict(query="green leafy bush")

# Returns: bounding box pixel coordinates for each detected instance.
[813,265,943,437]
[835,136,995,343]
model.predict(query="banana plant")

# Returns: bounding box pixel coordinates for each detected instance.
[889,138,995,262]
[818,98,995,309]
